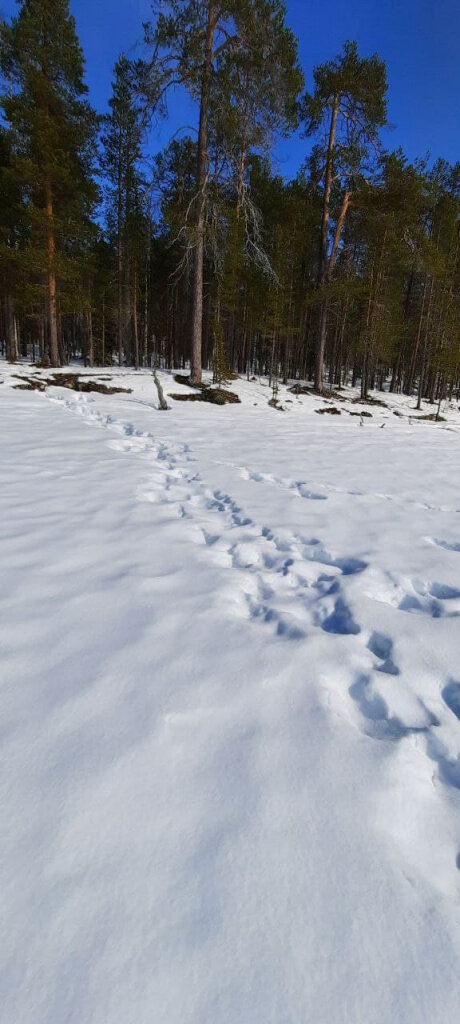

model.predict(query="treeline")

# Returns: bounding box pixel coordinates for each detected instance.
[0,0,459,401]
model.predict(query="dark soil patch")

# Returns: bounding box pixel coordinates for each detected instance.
[13,375,46,391]
[51,374,132,394]
[288,383,312,395]
[315,406,341,415]
[322,388,349,401]
[13,373,131,395]
[352,395,387,407]
[170,393,203,402]
[171,386,240,405]
[13,382,43,391]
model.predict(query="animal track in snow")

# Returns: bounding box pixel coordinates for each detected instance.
[426,536,460,553]
[200,524,364,642]
[365,570,460,620]
[442,681,460,721]
[44,392,459,642]
[239,467,327,501]
[319,595,361,636]
[239,464,460,514]
[349,663,460,798]
[207,490,253,527]
[425,734,460,791]
[349,674,433,742]
[46,386,460,804]
[367,632,400,676]
[47,390,368,648]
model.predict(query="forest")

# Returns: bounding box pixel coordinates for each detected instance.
[0,0,459,402]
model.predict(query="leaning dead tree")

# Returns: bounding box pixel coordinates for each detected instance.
[153,369,169,410]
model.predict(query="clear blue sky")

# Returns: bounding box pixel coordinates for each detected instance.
[1,0,459,176]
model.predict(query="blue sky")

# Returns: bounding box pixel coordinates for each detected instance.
[2,0,459,176]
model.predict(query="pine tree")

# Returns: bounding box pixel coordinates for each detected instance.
[301,41,388,392]
[0,125,23,361]
[101,55,145,367]
[216,1,303,370]
[0,0,98,366]
[137,1,225,384]
[138,0,302,386]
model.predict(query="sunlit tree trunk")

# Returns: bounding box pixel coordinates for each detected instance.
[190,2,216,386]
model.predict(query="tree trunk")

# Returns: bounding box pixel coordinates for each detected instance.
[315,300,328,392]
[406,278,427,395]
[87,310,94,368]
[190,2,216,386]
[101,295,106,366]
[144,246,149,366]
[132,258,139,370]
[336,294,349,386]
[5,296,18,362]
[328,191,352,279]
[117,126,124,367]
[361,261,375,400]
[153,369,169,410]
[117,229,123,366]
[236,142,247,216]
[417,276,434,410]
[315,95,339,393]
[39,315,45,361]
[44,175,59,366]
[319,96,339,282]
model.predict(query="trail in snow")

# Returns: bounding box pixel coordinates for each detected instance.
[2,368,460,1024]
[239,464,460,514]
[47,388,460,803]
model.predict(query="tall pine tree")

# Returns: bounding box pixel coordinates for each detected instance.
[101,56,145,368]
[0,0,97,365]
[138,0,302,384]
[301,41,388,391]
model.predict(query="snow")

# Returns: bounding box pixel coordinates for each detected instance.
[1,361,460,1024]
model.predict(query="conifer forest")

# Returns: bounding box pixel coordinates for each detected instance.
[1,0,458,402]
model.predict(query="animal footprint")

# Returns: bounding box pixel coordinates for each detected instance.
[367,632,399,676]
[442,681,460,721]
[321,596,361,636]
[350,674,436,742]
[427,537,460,553]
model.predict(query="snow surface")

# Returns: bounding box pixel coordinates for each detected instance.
[1,362,460,1024]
